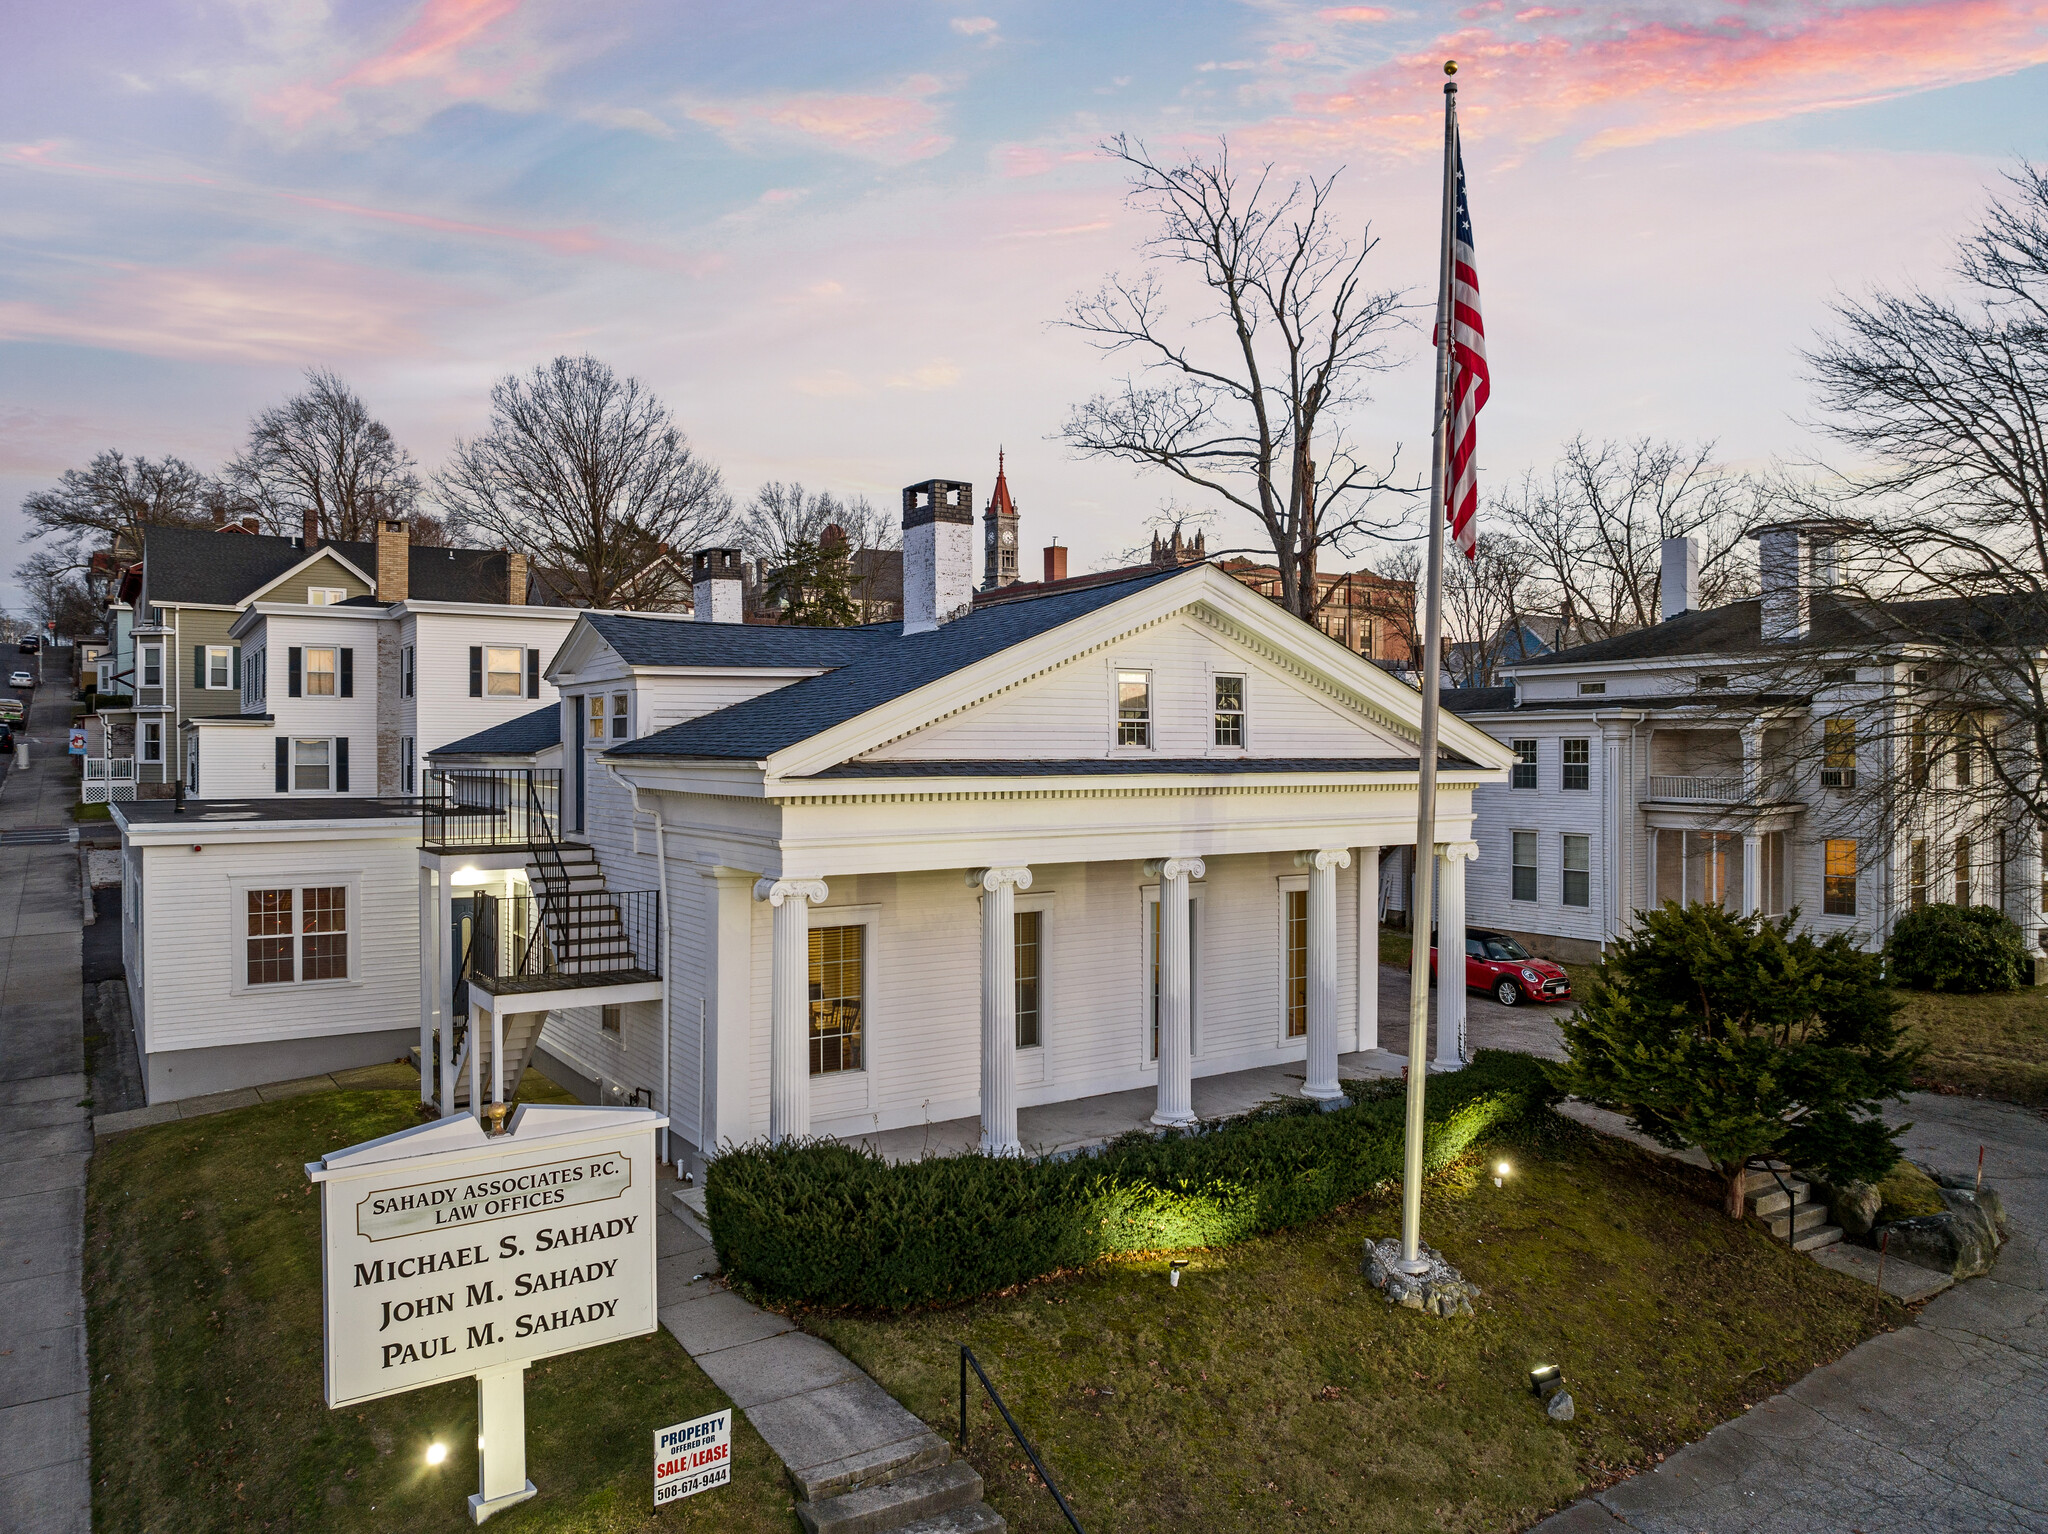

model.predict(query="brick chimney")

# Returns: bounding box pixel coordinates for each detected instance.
[376,518,409,603]
[692,548,744,623]
[505,550,528,605]
[901,479,974,634]
[301,508,319,549]
[241,516,260,533]
[1043,544,1067,584]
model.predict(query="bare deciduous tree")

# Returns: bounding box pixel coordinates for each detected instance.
[734,482,894,564]
[1443,536,1538,688]
[226,369,421,542]
[1059,136,1412,619]
[436,356,731,610]
[20,448,227,562]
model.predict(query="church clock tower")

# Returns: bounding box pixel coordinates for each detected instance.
[981,451,1020,590]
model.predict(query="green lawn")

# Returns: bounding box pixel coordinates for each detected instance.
[72,800,112,822]
[87,1084,800,1533]
[808,1117,1900,1534]
[1897,985,2048,1107]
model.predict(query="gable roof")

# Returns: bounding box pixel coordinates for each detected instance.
[139,524,521,607]
[583,612,897,670]
[610,567,1185,761]
[429,703,561,759]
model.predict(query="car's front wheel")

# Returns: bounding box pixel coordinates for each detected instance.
[1494,977,1522,1007]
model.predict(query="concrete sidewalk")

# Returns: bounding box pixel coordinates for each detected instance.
[0,658,92,1534]
[1538,1091,2048,1534]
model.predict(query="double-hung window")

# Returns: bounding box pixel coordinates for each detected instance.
[1510,739,1537,789]
[1117,672,1151,747]
[140,644,162,689]
[808,925,864,1075]
[586,694,606,746]
[400,736,415,795]
[306,588,348,607]
[204,645,233,690]
[140,720,162,763]
[1561,739,1590,791]
[485,646,524,697]
[400,645,415,699]
[304,647,337,697]
[1955,836,1972,906]
[293,738,333,792]
[1824,840,1858,916]
[1511,831,1538,902]
[611,693,630,739]
[243,884,348,987]
[1015,911,1042,1049]
[1910,839,1929,909]
[1821,719,1856,788]
[1561,834,1591,907]
[1213,675,1245,747]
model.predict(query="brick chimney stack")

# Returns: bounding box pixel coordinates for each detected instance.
[505,550,528,605]
[376,518,409,603]
[1043,544,1067,584]
[302,508,319,549]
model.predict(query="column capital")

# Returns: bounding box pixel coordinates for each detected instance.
[1144,856,1206,882]
[754,876,828,906]
[1437,840,1481,865]
[1294,848,1353,872]
[967,866,1034,893]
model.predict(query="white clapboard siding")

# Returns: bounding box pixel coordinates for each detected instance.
[191,729,285,799]
[1462,728,1611,948]
[865,612,1411,761]
[404,609,577,758]
[638,672,808,731]
[134,833,420,1055]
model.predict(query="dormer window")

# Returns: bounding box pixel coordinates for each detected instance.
[307,588,348,606]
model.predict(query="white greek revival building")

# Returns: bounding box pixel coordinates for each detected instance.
[414,480,1512,1156]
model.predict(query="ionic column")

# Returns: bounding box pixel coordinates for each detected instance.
[972,866,1033,1155]
[1741,832,1762,917]
[755,876,828,1145]
[1436,842,1479,1068]
[1295,849,1351,1101]
[1147,857,1204,1127]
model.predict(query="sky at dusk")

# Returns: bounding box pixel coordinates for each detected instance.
[3,1,2047,612]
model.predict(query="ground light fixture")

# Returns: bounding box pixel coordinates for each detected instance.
[1169,1259,1190,1288]
[1529,1365,1564,1402]
[1494,1159,1512,1188]
[424,1442,448,1467]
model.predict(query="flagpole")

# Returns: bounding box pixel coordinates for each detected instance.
[1398,60,1461,1275]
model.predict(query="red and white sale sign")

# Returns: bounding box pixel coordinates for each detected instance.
[654,1408,731,1505]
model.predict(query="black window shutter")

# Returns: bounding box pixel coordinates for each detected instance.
[275,737,289,792]
[339,648,354,698]
[336,737,350,793]
[527,649,540,699]
[469,646,483,697]
[288,648,302,698]
[231,647,241,690]
[194,645,205,688]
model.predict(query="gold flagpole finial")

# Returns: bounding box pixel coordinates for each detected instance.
[1444,59,1457,76]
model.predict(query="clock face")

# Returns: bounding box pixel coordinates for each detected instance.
[1000,527,1015,546]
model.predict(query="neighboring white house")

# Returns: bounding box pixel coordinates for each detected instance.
[1448,523,2043,962]
[412,480,1516,1166]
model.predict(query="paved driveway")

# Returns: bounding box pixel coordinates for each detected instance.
[1539,1090,2048,1534]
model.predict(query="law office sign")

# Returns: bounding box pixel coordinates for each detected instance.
[308,1102,666,1521]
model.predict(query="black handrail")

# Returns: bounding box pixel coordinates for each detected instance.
[957,1345,1085,1534]
[1748,1157,1801,1243]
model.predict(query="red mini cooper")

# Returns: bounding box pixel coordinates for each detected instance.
[1429,928,1573,1007]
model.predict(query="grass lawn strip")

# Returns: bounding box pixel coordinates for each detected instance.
[808,1117,1904,1534]
[87,1078,799,1533]
[1896,986,2048,1107]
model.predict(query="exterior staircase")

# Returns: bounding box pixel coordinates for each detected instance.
[1745,1165,1843,1252]
[526,842,640,976]
[447,1009,548,1108]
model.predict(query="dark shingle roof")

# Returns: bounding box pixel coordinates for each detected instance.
[1440,686,1515,713]
[429,704,561,759]
[140,525,518,606]
[585,613,892,669]
[807,757,1428,780]
[116,797,417,826]
[611,566,1188,761]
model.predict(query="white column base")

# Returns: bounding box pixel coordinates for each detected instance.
[468,1482,537,1525]
[469,1362,534,1523]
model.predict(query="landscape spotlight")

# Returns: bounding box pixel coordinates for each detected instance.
[424,1442,448,1467]
[1529,1365,1564,1402]
[1494,1160,1512,1188]
[1169,1259,1190,1289]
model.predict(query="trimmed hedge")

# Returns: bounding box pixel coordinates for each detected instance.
[705,1050,1556,1312]
[1885,903,2028,993]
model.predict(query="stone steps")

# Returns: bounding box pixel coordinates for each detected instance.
[1744,1164,1840,1253]
[796,1461,992,1534]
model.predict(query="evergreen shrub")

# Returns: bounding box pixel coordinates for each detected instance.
[1884,903,2028,993]
[704,1050,1554,1312]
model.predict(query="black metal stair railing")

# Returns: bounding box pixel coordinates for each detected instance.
[958,1345,1085,1533]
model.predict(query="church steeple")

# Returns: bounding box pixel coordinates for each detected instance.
[981,449,1020,589]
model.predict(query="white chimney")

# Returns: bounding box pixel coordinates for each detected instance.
[692,547,744,623]
[901,479,974,635]
[1659,536,1699,622]
[1754,525,1809,644]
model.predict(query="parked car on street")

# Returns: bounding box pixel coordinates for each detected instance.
[8,671,33,689]
[0,697,21,722]
[1430,927,1573,1007]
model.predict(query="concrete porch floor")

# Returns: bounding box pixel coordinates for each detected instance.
[842,962,1573,1162]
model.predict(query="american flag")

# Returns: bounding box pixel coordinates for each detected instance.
[1443,141,1488,561]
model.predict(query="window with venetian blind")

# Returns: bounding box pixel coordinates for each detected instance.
[808,924,863,1075]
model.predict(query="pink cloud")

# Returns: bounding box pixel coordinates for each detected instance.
[683,76,955,164]
[1320,7,1395,19]
[0,251,461,365]
[1269,2,2048,159]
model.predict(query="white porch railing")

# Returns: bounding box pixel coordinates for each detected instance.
[82,757,136,804]
[1647,774,1743,802]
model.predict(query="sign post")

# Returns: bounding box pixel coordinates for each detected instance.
[306,1101,667,1524]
